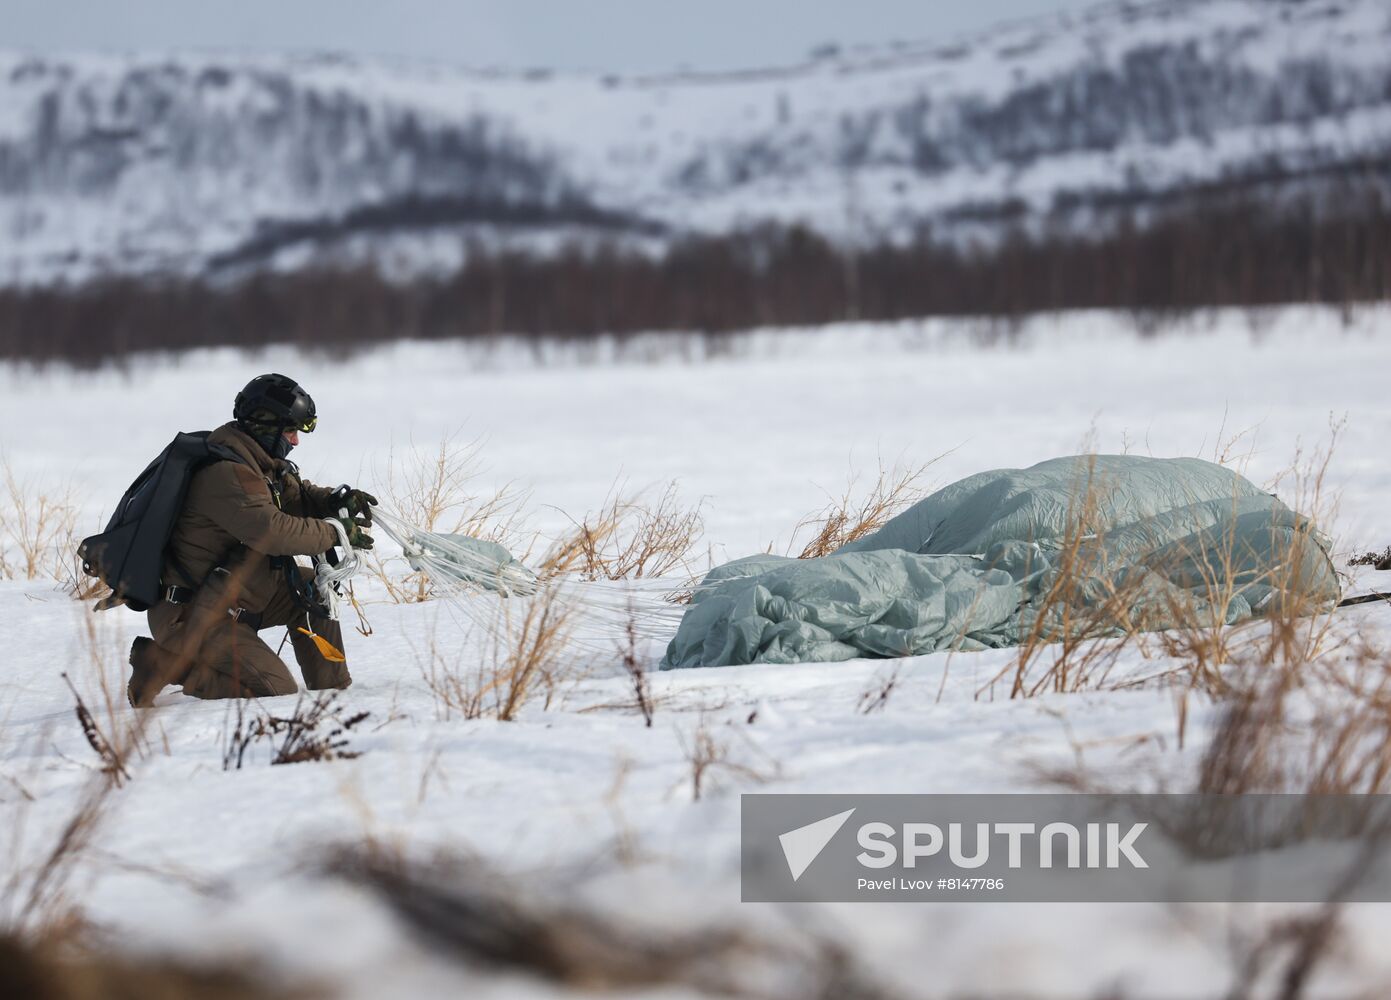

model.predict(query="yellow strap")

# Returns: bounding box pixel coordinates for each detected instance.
[296,627,346,663]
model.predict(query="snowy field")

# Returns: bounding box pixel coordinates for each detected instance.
[4,305,1391,997]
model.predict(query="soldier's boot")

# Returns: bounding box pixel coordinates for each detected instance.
[128,637,168,708]
[128,636,196,708]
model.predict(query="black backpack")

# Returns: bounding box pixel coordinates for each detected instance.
[79,432,243,612]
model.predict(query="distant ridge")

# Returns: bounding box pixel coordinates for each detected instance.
[0,0,1388,287]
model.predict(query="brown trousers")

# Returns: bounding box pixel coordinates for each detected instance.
[144,569,351,700]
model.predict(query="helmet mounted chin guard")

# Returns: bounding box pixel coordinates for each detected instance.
[233,374,317,459]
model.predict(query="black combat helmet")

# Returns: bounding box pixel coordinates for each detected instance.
[233,374,317,459]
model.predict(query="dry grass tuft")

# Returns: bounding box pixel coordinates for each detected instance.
[368,432,529,603]
[0,933,305,1000]
[983,425,1343,706]
[1196,635,1391,802]
[61,557,110,602]
[0,459,81,586]
[791,457,939,559]
[1252,421,1345,668]
[1,776,119,942]
[68,615,152,777]
[61,674,131,788]
[982,455,1158,700]
[857,666,902,715]
[1221,903,1348,1000]
[539,481,705,582]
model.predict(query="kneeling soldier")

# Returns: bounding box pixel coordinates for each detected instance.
[127,374,375,705]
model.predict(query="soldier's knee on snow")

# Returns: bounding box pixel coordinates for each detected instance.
[251,671,300,698]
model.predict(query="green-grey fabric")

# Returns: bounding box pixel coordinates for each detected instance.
[661,455,1339,670]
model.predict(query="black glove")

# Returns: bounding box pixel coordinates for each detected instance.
[336,487,379,525]
[336,514,375,550]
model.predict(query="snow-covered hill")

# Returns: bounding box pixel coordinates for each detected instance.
[2,0,1390,285]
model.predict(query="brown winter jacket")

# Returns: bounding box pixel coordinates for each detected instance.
[161,422,340,614]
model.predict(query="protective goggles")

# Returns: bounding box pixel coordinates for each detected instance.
[247,411,316,434]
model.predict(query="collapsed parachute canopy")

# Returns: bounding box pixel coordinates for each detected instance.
[661,455,1340,670]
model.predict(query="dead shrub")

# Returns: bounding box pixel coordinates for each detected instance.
[619,616,655,727]
[368,432,529,603]
[421,589,577,722]
[221,692,369,770]
[0,613,163,938]
[1037,627,1391,857]
[1159,637,1389,999]
[1347,545,1390,569]
[677,714,780,801]
[419,634,489,722]
[1033,638,1380,999]
[329,846,899,999]
[2,668,141,939]
[490,590,576,721]
[0,624,301,997]
[791,457,939,559]
[539,480,704,582]
[575,613,684,722]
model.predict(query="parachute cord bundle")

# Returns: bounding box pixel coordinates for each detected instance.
[370,508,697,655]
[314,517,365,622]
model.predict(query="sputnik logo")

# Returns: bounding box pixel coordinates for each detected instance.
[779,808,856,881]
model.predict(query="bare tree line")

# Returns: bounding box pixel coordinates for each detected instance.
[1,189,1388,366]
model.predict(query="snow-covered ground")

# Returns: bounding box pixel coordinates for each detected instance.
[3,306,1391,997]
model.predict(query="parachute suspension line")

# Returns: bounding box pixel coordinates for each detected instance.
[368,508,699,653]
